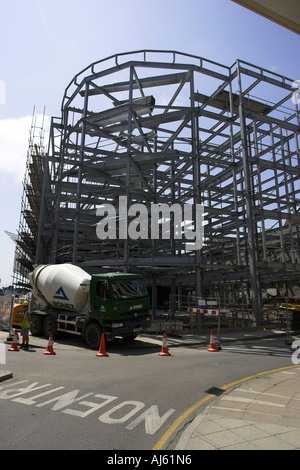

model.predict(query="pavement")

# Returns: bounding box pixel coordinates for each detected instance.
[1,326,300,450]
[172,366,300,450]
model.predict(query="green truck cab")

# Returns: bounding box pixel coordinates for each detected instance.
[87,273,151,345]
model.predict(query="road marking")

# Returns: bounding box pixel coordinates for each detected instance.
[152,394,214,450]
[36,390,94,410]
[153,364,300,450]
[0,382,51,399]
[126,405,175,435]
[0,379,175,435]
[63,394,117,418]
[99,400,145,424]
[13,387,65,405]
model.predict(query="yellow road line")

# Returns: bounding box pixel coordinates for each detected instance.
[153,364,300,450]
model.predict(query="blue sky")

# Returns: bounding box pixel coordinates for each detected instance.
[0,0,299,285]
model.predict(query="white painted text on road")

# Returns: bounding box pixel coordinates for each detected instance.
[0,380,175,435]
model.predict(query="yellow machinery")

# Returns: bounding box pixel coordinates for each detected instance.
[12,304,25,329]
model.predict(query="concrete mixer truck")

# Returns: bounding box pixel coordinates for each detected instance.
[28,264,151,349]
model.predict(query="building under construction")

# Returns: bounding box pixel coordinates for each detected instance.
[12,50,300,324]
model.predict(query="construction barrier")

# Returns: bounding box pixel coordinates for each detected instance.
[8,330,19,352]
[208,330,219,352]
[159,333,171,356]
[44,334,56,355]
[96,333,109,357]
[188,308,219,315]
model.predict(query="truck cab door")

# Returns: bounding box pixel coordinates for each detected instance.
[93,280,110,313]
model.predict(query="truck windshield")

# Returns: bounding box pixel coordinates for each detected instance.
[111,278,147,300]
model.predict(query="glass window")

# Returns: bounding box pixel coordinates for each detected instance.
[111,278,147,300]
[96,281,109,301]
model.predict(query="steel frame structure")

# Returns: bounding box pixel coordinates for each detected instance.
[17,50,300,323]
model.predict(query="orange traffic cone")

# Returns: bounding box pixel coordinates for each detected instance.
[8,330,19,351]
[159,333,171,356]
[96,333,109,357]
[208,330,218,352]
[44,334,56,355]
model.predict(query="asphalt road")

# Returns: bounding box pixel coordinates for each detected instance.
[0,333,295,450]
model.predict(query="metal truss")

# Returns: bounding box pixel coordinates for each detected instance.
[29,50,299,323]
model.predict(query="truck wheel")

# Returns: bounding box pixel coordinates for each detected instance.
[43,315,57,339]
[30,314,43,336]
[85,323,102,349]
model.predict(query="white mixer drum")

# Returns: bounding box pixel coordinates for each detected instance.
[30,264,91,312]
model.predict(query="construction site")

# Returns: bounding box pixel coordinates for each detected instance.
[11,50,300,328]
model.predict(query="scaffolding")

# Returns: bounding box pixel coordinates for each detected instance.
[12,110,46,292]
[14,51,300,324]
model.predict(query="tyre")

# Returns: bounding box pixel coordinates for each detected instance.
[84,322,102,349]
[30,314,44,336]
[43,315,57,339]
